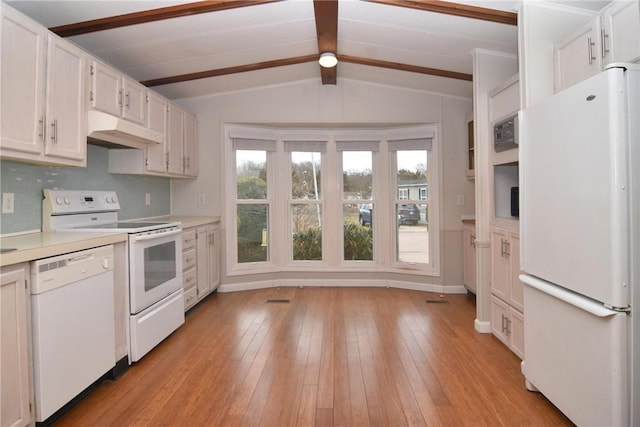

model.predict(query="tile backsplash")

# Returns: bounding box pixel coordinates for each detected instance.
[0,145,170,235]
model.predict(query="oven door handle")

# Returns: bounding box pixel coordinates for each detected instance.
[131,228,182,242]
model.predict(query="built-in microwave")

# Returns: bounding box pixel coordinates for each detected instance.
[494,114,518,152]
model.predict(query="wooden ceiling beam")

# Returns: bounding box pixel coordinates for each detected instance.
[49,0,282,37]
[141,54,318,87]
[339,54,472,81]
[363,0,517,26]
[313,0,338,85]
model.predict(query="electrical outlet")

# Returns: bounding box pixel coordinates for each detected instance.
[198,194,206,205]
[2,192,15,214]
[145,193,151,206]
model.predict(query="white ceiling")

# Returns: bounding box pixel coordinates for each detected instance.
[3,0,601,101]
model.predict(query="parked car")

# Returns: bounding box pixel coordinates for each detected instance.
[359,204,373,226]
[397,203,420,225]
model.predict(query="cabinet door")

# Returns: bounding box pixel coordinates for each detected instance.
[1,266,31,427]
[146,92,167,173]
[90,60,121,117]
[490,228,510,301]
[603,0,640,64]
[554,17,602,92]
[1,6,45,155]
[490,295,510,346]
[463,225,476,293]
[121,76,146,125]
[210,225,220,291]
[196,226,211,298]
[508,232,524,313]
[509,307,524,360]
[44,34,86,164]
[167,104,184,175]
[183,113,198,177]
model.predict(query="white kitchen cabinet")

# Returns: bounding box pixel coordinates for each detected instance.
[554,0,639,92]
[196,224,220,302]
[1,5,86,167]
[490,227,524,357]
[1,264,32,427]
[167,103,184,176]
[490,295,524,359]
[602,0,640,65]
[145,91,168,174]
[108,102,197,178]
[462,222,476,294]
[90,60,146,126]
[183,112,198,177]
[182,229,198,311]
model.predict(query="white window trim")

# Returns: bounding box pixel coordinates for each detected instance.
[224,124,441,277]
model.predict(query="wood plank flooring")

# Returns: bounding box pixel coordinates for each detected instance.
[54,287,573,426]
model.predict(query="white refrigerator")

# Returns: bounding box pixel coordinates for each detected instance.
[519,63,639,426]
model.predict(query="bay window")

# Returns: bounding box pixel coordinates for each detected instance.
[225,125,439,276]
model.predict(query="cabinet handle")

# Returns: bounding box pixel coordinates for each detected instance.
[500,239,505,258]
[587,37,596,65]
[506,318,512,336]
[50,120,58,144]
[505,241,510,258]
[125,92,130,109]
[501,314,507,334]
[601,29,609,58]
[39,116,45,140]
[119,90,123,107]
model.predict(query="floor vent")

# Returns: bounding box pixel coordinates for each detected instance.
[265,299,291,304]
[426,299,449,304]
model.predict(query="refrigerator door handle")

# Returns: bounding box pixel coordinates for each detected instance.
[519,274,622,318]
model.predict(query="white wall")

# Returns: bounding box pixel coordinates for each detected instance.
[172,77,473,288]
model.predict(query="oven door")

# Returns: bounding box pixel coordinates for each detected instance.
[129,228,183,314]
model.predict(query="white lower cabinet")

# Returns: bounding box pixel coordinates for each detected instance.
[196,224,220,301]
[182,229,198,311]
[1,264,32,427]
[182,223,219,311]
[462,222,476,293]
[490,227,524,358]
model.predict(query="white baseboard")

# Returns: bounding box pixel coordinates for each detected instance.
[474,318,492,333]
[218,278,469,294]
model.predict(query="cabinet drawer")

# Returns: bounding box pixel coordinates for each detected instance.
[182,229,196,250]
[182,266,196,291]
[182,248,196,270]
[184,286,197,311]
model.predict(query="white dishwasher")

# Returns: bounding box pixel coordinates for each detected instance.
[30,245,116,423]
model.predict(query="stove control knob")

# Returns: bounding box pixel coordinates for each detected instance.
[64,197,71,205]
[55,197,64,205]
[106,196,112,203]
[102,258,110,269]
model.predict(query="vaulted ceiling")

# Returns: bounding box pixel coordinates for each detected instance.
[4,0,526,100]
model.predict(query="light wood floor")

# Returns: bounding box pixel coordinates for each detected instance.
[55,287,573,426]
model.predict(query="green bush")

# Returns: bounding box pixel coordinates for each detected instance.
[292,227,322,260]
[292,223,373,261]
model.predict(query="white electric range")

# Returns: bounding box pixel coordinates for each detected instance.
[42,189,185,362]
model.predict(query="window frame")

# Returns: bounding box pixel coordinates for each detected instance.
[224,125,440,277]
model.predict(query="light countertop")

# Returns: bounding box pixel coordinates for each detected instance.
[0,231,128,267]
[0,216,220,268]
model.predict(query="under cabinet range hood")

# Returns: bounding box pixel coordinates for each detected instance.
[87,111,163,149]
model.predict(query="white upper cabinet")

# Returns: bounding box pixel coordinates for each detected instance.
[167,103,184,176]
[45,34,87,163]
[554,17,603,92]
[183,112,198,177]
[90,60,146,125]
[602,0,640,65]
[1,5,45,156]
[145,91,168,174]
[554,0,639,92]
[1,4,86,166]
